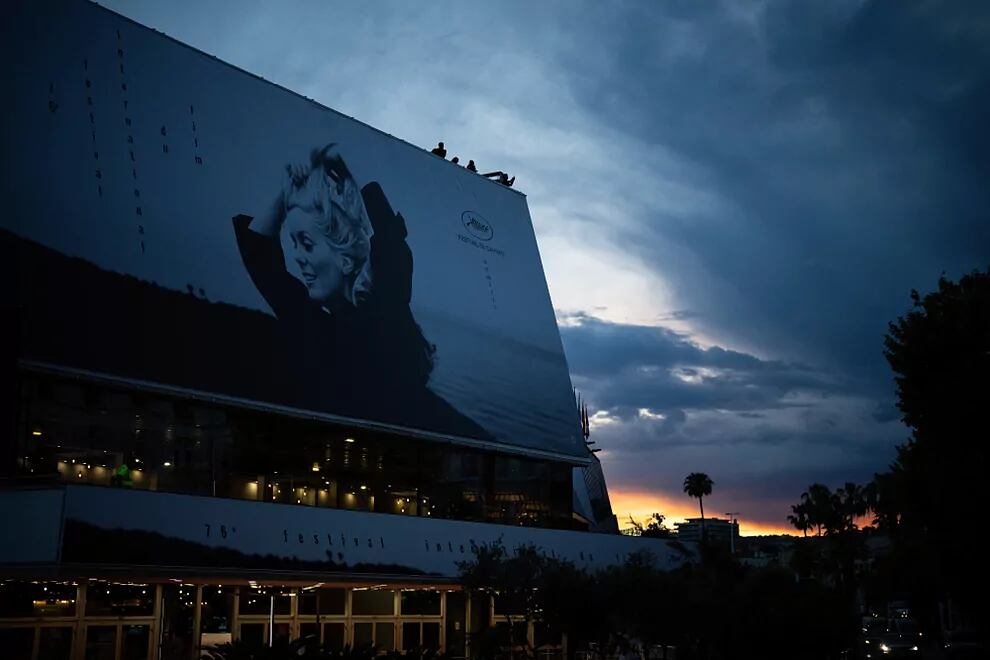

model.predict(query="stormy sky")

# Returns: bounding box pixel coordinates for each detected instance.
[100,0,990,533]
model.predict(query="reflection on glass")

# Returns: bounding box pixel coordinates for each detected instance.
[85,582,153,616]
[273,623,291,645]
[160,584,194,660]
[323,623,345,650]
[298,623,318,641]
[39,626,74,660]
[121,625,150,660]
[353,622,373,649]
[299,588,345,615]
[200,586,235,636]
[85,625,117,660]
[376,622,394,651]
[400,590,441,615]
[422,622,440,650]
[0,628,34,659]
[352,589,393,616]
[402,622,421,651]
[239,587,291,615]
[0,580,78,617]
[239,624,264,645]
[17,372,574,529]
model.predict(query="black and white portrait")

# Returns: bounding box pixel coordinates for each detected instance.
[233,145,490,438]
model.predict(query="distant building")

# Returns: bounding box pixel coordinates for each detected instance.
[736,535,796,568]
[674,517,739,546]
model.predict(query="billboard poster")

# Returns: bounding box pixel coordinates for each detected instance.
[0,1,584,458]
[33,487,690,578]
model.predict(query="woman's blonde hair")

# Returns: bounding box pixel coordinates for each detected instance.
[285,144,374,305]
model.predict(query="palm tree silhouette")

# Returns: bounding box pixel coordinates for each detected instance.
[787,502,811,537]
[683,472,714,541]
[836,482,867,532]
[800,483,838,536]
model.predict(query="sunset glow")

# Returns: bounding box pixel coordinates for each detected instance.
[610,488,797,537]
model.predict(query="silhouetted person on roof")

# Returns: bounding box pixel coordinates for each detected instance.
[480,171,516,187]
[466,160,477,172]
[451,156,460,165]
[430,142,447,158]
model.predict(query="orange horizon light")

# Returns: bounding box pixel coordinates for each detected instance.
[609,487,799,537]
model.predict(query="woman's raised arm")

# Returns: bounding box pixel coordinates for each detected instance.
[248,163,308,236]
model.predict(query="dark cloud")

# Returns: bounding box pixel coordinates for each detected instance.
[99,0,985,529]
[557,0,990,385]
[561,313,904,518]
[562,312,847,416]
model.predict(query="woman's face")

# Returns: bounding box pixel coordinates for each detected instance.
[284,207,345,304]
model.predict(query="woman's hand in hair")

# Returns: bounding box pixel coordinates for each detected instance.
[248,162,307,237]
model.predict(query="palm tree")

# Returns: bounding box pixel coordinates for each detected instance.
[801,483,838,536]
[683,472,714,540]
[836,482,867,532]
[787,502,811,537]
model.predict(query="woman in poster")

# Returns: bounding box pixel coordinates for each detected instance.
[233,144,489,439]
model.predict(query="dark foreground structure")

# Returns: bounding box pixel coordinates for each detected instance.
[0,2,687,658]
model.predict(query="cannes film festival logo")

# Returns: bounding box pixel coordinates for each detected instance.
[461,211,493,241]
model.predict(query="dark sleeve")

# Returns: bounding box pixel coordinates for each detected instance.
[232,214,310,322]
[361,182,413,306]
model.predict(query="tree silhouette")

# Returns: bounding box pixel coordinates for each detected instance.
[879,268,990,623]
[683,472,713,540]
[787,502,811,538]
[835,482,867,532]
[798,483,840,537]
[628,513,672,538]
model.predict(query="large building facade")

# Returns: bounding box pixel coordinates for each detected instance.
[0,2,685,659]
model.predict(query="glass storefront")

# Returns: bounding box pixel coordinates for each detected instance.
[13,370,573,530]
[0,581,459,660]
[0,581,154,660]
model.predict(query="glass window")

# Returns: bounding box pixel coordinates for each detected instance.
[376,622,395,651]
[0,628,34,658]
[493,593,525,616]
[200,586,235,635]
[353,622,373,649]
[14,372,574,529]
[444,591,466,658]
[239,624,264,645]
[160,584,194,660]
[85,582,153,616]
[121,625,150,660]
[0,580,77,617]
[422,622,440,650]
[298,623,318,641]
[272,623,290,645]
[39,626,74,660]
[323,623,345,650]
[402,622,421,651]
[85,626,117,660]
[352,590,393,616]
[400,590,441,615]
[299,588,345,615]
[238,587,291,615]
[535,622,560,649]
